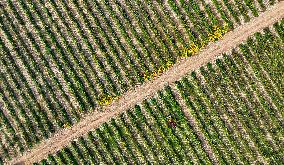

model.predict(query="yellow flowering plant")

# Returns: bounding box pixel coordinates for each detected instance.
[98,95,117,106]
[180,23,229,58]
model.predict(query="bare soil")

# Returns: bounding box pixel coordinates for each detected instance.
[10,2,284,164]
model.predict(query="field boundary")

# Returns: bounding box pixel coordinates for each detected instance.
[11,2,284,164]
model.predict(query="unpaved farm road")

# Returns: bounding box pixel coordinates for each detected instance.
[11,2,284,164]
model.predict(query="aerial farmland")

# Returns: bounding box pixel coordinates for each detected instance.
[0,0,283,164]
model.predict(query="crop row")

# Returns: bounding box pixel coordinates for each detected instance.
[0,0,273,161]
[31,19,284,165]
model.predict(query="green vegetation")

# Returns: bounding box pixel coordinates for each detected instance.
[33,19,284,164]
[0,0,275,162]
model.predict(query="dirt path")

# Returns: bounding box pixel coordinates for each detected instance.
[11,2,284,164]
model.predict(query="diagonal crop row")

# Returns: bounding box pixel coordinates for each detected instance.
[31,19,284,165]
[0,0,280,162]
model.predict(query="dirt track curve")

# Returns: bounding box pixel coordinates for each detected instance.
[11,2,284,164]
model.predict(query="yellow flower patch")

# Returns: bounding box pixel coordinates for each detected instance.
[180,23,229,58]
[143,60,174,80]
[98,24,229,107]
[98,95,117,106]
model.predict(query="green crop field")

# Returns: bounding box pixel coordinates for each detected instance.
[32,19,284,164]
[0,0,283,164]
